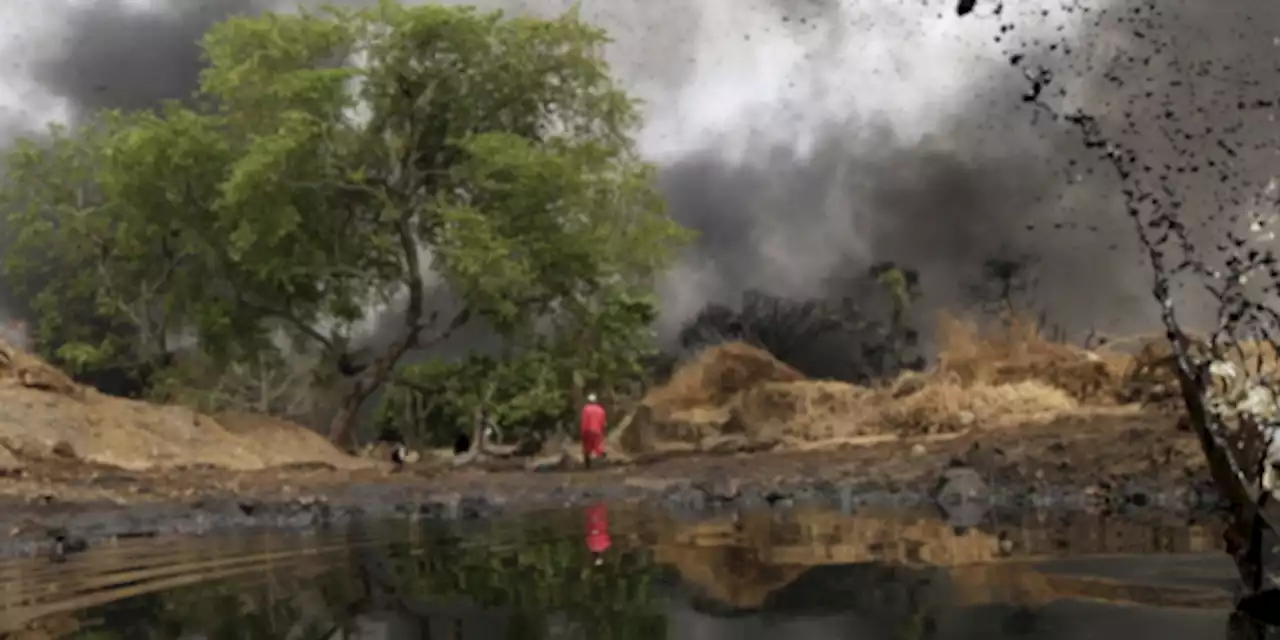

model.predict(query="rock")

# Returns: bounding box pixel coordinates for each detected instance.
[764,489,794,509]
[911,443,928,457]
[934,467,991,528]
[51,441,77,459]
[419,493,463,519]
[697,477,741,502]
[940,500,988,529]
[935,467,991,502]
[0,444,23,474]
[996,531,1015,556]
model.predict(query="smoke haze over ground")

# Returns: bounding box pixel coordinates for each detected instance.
[2,0,1279,353]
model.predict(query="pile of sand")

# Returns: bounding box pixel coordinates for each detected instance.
[0,341,366,472]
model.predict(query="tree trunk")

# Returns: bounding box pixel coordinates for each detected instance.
[1174,363,1280,595]
[325,304,470,450]
[327,381,373,452]
[327,337,411,450]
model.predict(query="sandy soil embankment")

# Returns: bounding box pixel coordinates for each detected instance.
[0,313,1232,551]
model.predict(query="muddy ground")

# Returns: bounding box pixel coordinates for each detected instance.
[0,314,1240,559]
[0,410,1228,557]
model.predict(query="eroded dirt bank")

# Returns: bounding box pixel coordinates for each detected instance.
[0,409,1226,558]
[0,315,1238,556]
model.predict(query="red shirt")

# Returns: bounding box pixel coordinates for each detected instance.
[579,402,606,434]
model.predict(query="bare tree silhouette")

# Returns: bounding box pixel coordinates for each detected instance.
[977,0,1280,605]
[967,252,1041,317]
[677,264,925,383]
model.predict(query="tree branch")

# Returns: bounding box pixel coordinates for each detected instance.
[232,293,336,353]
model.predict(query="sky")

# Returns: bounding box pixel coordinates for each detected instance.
[0,0,1278,348]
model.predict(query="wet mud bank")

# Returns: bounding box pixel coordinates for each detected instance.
[0,412,1231,558]
[0,463,1228,560]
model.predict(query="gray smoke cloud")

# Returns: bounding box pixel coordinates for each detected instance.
[639,0,1140,340]
[987,0,1280,338]
[29,0,266,114]
[3,0,1278,359]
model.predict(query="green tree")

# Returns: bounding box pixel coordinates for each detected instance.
[0,1,687,446]
[382,521,667,639]
[380,289,658,445]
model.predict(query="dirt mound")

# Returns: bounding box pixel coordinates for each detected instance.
[934,320,1205,411]
[1105,333,1280,410]
[644,342,805,412]
[726,376,1076,440]
[620,343,806,453]
[933,313,1127,403]
[0,341,367,472]
[730,381,878,441]
[0,443,22,473]
[874,376,1077,435]
[1113,337,1183,407]
[213,412,371,470]
[622,331,1087,455]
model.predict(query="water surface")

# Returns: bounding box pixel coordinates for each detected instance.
[0,506,1261,639]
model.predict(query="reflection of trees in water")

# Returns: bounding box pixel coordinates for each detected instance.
[71,556,366,639]
[379,532,667,639]
[67,527,666,639]
[76,593,183,639]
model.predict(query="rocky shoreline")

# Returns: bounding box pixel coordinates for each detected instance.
[0,409,1231,558]
[0,463,1228,560]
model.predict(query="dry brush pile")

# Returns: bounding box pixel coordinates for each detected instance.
[619,311,1213,456]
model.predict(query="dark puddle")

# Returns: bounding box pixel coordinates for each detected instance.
[0,505,1268,639]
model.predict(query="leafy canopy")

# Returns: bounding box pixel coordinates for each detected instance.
[0,1,688,440]
[379,289,658,444]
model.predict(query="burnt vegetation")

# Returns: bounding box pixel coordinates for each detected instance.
[675,262,926,383]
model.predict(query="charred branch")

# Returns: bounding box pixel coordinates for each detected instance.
[676,269,925,384]
[998,9,1280,612]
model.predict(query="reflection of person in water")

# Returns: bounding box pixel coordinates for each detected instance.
[584,503,612,566]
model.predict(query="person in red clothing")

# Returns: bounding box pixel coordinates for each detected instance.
[579,393,607,469]
[584,503,612,566]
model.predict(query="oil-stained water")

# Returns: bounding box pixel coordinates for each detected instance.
[0,507,1267,639]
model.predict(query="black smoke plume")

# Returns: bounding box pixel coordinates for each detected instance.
[8,0,1280,391]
